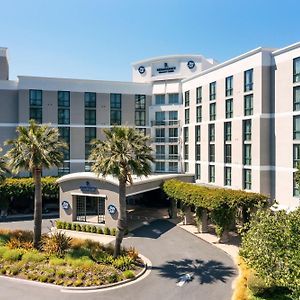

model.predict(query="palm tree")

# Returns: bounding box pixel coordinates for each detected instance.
[5,120,68,248]
[89,127,154,257]
[0,147,9,183]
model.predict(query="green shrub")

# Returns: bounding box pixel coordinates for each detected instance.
[71,223,76,231]
[56,220,63,229]
[49,257,65,266]
[107,273,118,283]
[111,228,117,236]
[68,248,90,259]
[112,255,134,271]
[66,223,72,230]
[61,221,67,229]
[22,251,46,263]
[3,249,23,261]
[74,279,83,287]
[38,275,48,282]
[91,226,97,233]
[103,227,110,235]
[56,268,66,278]
[75,224,81,231]
[97,227,103,234]
[247,272,269,296]
[81,225,87,232]
[122,270,135,279]
[42,232,72,257]
[0,246,8,258]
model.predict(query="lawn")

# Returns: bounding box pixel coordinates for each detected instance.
[0,229,143,287]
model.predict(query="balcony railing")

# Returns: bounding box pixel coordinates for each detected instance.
[151,120,180,126]
[155,154,180,160]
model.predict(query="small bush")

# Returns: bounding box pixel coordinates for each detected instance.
[103,227,110,235]
[111,228,117,236]
[61,221,67,229]
[112,255,134,271]
[74,279,83,287]
[71,223,77,231]
[97,227,103,234]
[56,268,66,278]
[86,225,91,233]
[22,251,46,263]
[66,223,72,230]
[49,257,65,266]
[107,273,118,283]
[248,272,269,296]
[6,237,22,249]
[56,220,63,229]
[42,232,72,257]
[91,226,97,233]
[81,225,87,232]
[122,270,135,279]
[3,249,23,261]
[38,275,48,282]
[75,224,81,231]
[127,247,139,260]
[0,246,8,258]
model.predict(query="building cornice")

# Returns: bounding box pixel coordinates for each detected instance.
[272,41,300,56]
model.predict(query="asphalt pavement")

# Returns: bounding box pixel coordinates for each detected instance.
[0,219,237,300]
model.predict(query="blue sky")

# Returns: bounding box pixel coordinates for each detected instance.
[1,0,299,81]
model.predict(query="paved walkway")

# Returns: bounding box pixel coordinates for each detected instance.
[0,219,237,300]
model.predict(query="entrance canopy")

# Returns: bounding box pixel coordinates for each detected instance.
[57,172,194,196]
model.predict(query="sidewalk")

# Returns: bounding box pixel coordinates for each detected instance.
[169,219,239,261]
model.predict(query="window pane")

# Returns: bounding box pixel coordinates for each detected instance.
[243,120,252,141]
[226,98,233,118]
[224,122,232,141]
[30,108,42,123]
[225,144,231,163]
[169,93,179,104]
[293,144,300,168]
[195,163,201,179]
[29,89,42,106]
[209,165,215,182]
[209,124,215,142]
[195,125,201,142]
[224,167,231,186]
[210,103,216,121]
[244,69,253,92]
[155,94,165,105]
[209,82,216,100]
[110,94,121,109]
[244,94,253,116]
[58,91,70,107]
[196,105,202,122]
[135,111,145,126]
[135,94,146,109]
[244,169,252,190]
[225,76,233,97]
[293,116,300,140]
[244,144,252,165]
[110,110,121,125]
[185,108,190,124]
[209,144,215,162]
[184,127,189,143]
[293,57,300,83]
[196,87,202,104]
[184,91,190,106]
[85,92,96,108]
[293,87,300,111]
[85,109,96,125]
[58,108,70,124]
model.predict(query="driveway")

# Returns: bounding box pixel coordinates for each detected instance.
[0,219,237,300]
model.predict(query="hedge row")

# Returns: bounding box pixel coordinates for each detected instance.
[163,179,268,211]
[56,221,129,236]
[0,177,58,200]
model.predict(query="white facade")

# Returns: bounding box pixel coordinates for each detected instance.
[1,42,300,209]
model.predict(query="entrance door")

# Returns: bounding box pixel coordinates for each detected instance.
[75,196,105,224]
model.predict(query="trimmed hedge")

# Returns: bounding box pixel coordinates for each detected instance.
[163,179,268,211]
[0,177,58,201]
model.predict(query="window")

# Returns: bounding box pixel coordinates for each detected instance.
[183,127,189,143]
[85,127,96,159]
[209,144,215,162]
[209,165,215,183]
[58,162,70,176]
[169,93,179,104]
[225,76,233,97]
[135,94,146,109]
[169,111,178,125]
[184,144,189,160]
[156,145,165,160]
[110,94,121,125]
[85,92,96,108]
[293,87,300,111]
[135,111,145,126]
[243,119,252,141]
[225,98,233,118]
[293,116,300,140]
[58,91,70,107]
[209,124,215,142]
[184,91,190,107]
[169,128,178,142]
[185,108,190,124]
[210,103,216,121]
[195,144,201,161]
[58,108,70,124]
[224,167,231,186]
[244,69,253,92]
[169,162,178,173]
[155,94,165,105]
[195,163,201,180]
[195,125,201,142]
[244,169,252,190]
[196,87,202,104]
[155,111,165,125]
[293,172,299,196]
[293,57,300,83]
[224,122,232,141]
[224,144,231,163]
[169,145,178,160]
[196,105,202,123]
[155,161,165,172]
[293,144,300,168]
[58,127,70,160]
[85,110,96,125]
[244,94,253,116]
[209,81,216,100]
[155,128,165,142]
[244,144,252,165]
[29,89,42,123]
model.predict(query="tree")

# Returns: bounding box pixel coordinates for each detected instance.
[5,120,67,248]
[89,127,154,257]
[0,147,9,183]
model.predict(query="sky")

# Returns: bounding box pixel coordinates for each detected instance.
[1,0,300,81]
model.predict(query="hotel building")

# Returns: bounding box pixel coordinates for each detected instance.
[0,41,300,209]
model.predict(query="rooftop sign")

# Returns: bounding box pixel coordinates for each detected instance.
[157,63,176,74]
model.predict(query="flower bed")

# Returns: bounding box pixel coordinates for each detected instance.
[0,229,142,287]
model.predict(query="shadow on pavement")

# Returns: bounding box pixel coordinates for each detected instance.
[153,258,236,285]
[130,219,176,239]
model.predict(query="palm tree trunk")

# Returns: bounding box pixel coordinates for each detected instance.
[33,167,42,249]
[114,177,127,258]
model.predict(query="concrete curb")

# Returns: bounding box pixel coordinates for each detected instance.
[0,254,152,292]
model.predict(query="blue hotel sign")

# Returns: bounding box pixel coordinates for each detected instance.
[80,181,97,193]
